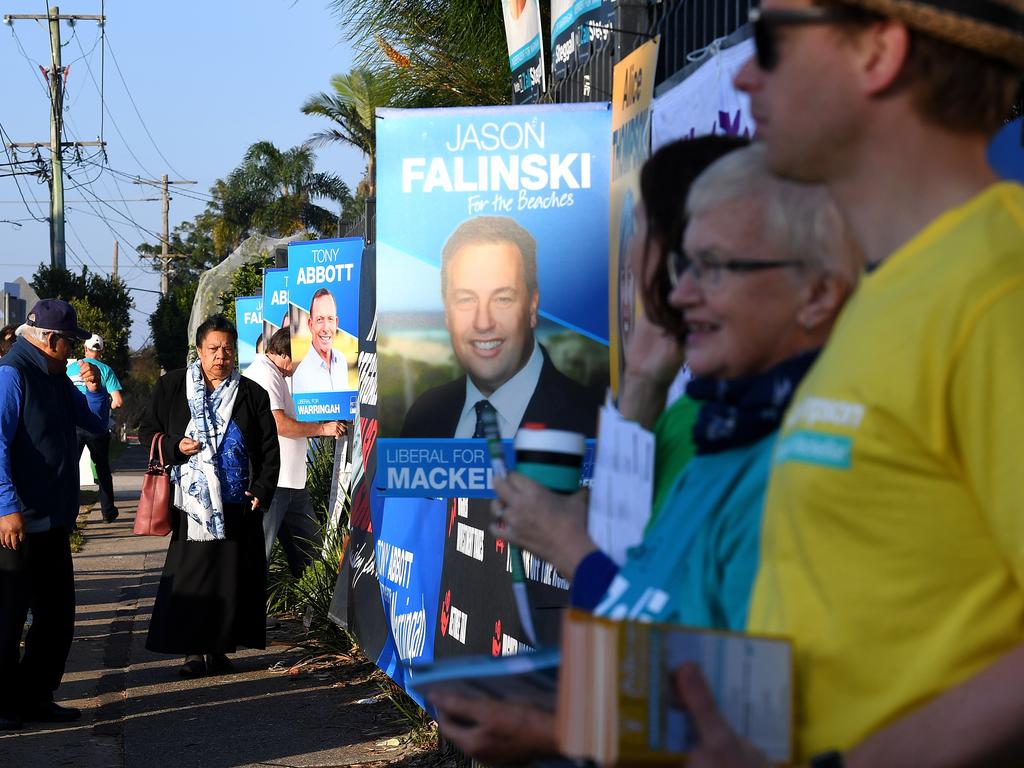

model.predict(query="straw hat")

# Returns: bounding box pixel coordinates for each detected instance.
[836,0,1024,70]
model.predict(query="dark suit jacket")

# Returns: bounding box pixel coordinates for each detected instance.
[139,368,281,512]
[400,346,600,438]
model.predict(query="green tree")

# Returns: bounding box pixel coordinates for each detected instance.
[30,265,134,376]
[329,0,513,108]
[149,282,196,371]
[216,142,351,251]
[138,142,350,268]
[217,254,276,325]
[302,67,391,197]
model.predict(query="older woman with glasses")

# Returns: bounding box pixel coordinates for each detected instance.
[139,314,280,678]
[430,143,862,762]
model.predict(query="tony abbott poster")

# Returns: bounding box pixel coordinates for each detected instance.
[287,238,363,422]
[375,103,611,498]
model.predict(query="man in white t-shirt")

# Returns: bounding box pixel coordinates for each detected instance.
[243,329,346,576]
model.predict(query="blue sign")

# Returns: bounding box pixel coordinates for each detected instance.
[376,103,611,496]
[262,268,289,343]
[287,238,363,421]
[989,117,1023,184]
[234,295,262,371]
[371,496,447,701]
[377,438,595,498]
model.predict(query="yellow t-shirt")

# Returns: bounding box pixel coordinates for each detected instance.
[749,182,1024,759]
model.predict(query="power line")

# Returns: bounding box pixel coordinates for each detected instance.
[0,120,48,223]
[105,34,186,180]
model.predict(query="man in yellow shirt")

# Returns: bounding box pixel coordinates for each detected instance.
[672,2,1024,767]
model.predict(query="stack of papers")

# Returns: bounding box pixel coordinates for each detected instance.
[557,610,793,765]
[587,396,656,565]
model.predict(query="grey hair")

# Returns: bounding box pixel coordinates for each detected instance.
[685,144,861,287]
[17,325,55,343]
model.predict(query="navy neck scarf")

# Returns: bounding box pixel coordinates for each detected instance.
[686,349,820,455]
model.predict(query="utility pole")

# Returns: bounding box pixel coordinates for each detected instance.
[132,174,197,295]
[3,7,105,271]
[47,6,65,270]
[112,239,118,279]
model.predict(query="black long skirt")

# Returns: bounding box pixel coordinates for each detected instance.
[146,502,266,655]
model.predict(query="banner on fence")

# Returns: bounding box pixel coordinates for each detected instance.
[651,37,755,149]
[502,0,546,104]
[287,238,363,422]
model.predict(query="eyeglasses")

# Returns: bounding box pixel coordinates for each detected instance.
[750,6,863,71]
[666,249,805,290]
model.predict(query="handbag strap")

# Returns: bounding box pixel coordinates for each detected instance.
[149,433,166,468]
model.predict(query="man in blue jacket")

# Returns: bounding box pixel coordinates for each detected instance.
[0,300,106,730]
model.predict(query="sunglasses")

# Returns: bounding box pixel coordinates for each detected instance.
[750,6,863,71]
[49,332,78,347]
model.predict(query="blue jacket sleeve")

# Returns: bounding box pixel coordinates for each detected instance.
[0,367,22,516]
[569,549,620,611]
[74,386,108,435]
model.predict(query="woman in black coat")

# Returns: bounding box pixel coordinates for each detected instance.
[139,314,280,678]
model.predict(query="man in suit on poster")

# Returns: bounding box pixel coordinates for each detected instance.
[401,215,599,439]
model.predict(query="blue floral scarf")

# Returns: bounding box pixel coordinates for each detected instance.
[170,360,240,541]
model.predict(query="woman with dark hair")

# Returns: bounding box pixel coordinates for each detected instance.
[139,314,280,677]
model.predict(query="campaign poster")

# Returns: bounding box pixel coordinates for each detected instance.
[575,0,615,69]
[651,37,755,150]
[234,295,263,371]
[287,238,363,422]
[262,267,289,344]
[501,0,545,104]
[551,0,577,82]
[609,38,659,396]
[375,103,611,499]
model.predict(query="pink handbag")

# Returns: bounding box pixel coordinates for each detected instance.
[134,433,172,536]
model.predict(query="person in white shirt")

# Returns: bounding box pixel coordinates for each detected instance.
[243,329,346,576]
[291,289,350,393]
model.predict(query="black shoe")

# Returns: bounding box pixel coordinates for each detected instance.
[205,653,234,675]
[20,701,81,723]
[178,656,207,678]
[101,509,119,523]
[0,711,22,730]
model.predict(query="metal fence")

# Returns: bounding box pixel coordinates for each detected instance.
[545,0,758,105]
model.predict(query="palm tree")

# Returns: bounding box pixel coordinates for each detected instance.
[302,68,389,197]
[328,0,514,107]
[216,141,351,251]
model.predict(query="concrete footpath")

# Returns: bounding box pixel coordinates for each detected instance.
[1,444,423,768]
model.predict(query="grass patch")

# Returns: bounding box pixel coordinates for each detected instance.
[72,489,100,552]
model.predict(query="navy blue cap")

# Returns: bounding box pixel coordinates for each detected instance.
[26,299,91,340]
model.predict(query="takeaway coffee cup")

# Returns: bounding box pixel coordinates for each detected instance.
[513,424,586,492]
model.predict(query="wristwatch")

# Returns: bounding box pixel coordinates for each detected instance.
[809,750,844,768]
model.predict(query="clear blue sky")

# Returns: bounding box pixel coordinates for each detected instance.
[0,1,364,349]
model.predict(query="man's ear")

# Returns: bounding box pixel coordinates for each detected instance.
[857,18,910,97]
[797,271,848,332]
[529,291,539,329]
